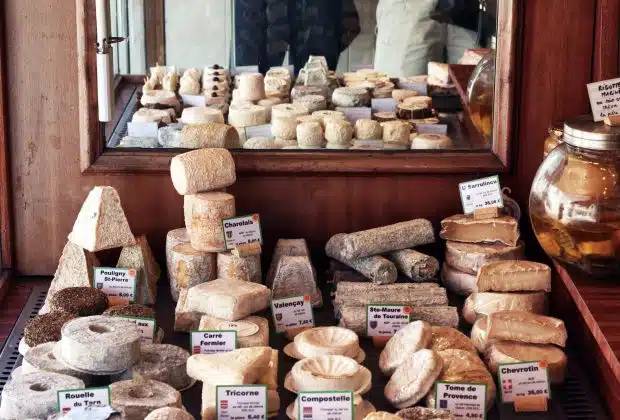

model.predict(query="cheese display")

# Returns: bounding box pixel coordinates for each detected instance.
[470,316,490,353]
[179,123,240,148]
[110,379,182,419]
[384,349,443,409]
[271,103,309,119]
[217,251,262,283]
[386,249,440,282]
[379,321,432,376]
[228,103,269,127]
[199,315,269,348]
[232,241,262,257]
[332,87,371,107]
[270,255,322,307]
[68,186,136,252]
[380,121,410,145]
[429,326,477,354]
[444,241,525,275]
[272,116,299,140]
[284,327,365,362]
[132,344,191,390]
[476,260,552,292]
[179,107,224,124]
[286,355,371,393]
[237,73,266,102]
[266,238,310,287]
[183,192,235,251]
[292,94,327,113]
[462,291,548,324]
[296,121,324,148]
[325,119,354,146]
[338,305,459,334]
[168,244,216,301]
[49,287,109,316]
[117,234,161,305]
[145,407,194,420]
[173,288,201,332]
[440,214,520,246]
[170,149,236,195]
[132,107,175,124]
[486,311,567,347]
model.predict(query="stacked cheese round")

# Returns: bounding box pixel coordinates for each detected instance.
[411,134,452,150]
[272,103,309,120]
[332,87,371,108]
[297,121,324,149]
[293,95,327,113]
[354,119,383,140]
[133,344,191,390]
[179,107,224,124]
[238,73,266,102]
[183,192,235,252]
[228,103,269,128]
[272,117,299,140]
[325,119,353,148]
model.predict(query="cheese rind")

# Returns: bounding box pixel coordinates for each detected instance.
[462,292,548,324]
[170,149,236,195]
[471,316,489,353]
[186,346,272,383]
[486,311,567,347]
[266,239,310,288]
[325,119,354,145]
[384,349,443,409]
[271,255,322,307]
[429,326,477,354]
[379,321,432,376]
[173,288,201,332]
[441,263,477,295]
[296,121,324,147]
[331,87,371,107]
[381,121,410,145]
[272,117,298,140]
[338,305,459,334]
[110,379,182,419]
[445,241,525,275]
[169,244,216,302]
[183,192,235,252]
[476,260,552,292]
[180,123,240,149]
[180,107,224,124]
[386,249,439,282]
[217,251,262,283]
[237,73,266,102]
[228,103,269,128]
[440,214,520,246]
[354,119,382,140]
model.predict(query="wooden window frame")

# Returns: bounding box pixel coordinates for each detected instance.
[77,0,522,175]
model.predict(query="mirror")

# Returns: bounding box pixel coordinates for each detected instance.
[102,0,499,153]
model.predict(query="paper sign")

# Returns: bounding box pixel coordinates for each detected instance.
[399,83,428,95]
[415,124,449,135]
[181,94,206,107]
[216,385,267,420]
[366,305,411,337]
[336,107,372,124]
[371,98,398,113]
[498,361,551,403]
[222,214,263,249]
[435,382,486,419]
[245,124,273,139]
[115,316,155,344]
[191,330,237,355]
[587,77,620,122]
[57,387,110,414]
[127,122,158,138]
[458,175,503,214]
[271,295,314,333]
[94,268,137,304]
[234,65,260,75]
[297,391,354,420]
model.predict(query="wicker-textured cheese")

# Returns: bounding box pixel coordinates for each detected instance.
[325,119,354,145]
[445,241,525,275]
[228,103,269,128]
[180,107,224,124]
[266,239,310,288]
[354,119,382,140]
[217,251,262,283]
[169,244,216,302]
[486,311,567,347]
[440,214,520,246]
[462,292,548,324]
[184,192,235,252]
[237,72,266,101]
[441,263,477,295]
[476,261,552,292]
[271,103,309,119]
[117,234,161,305]
[173,288,201,332]
[199,315,269,348]
[484,341,567,383]
[411,134,452,150]
[384,349,443,409]
[272,117,298,140]
[381,120,410,145]
[331,87,371,107]
[293,94,327,113]
[186,279,271,321]
[170,149,236,195]
[296,121,324,147]
[386,249,439,282]
[379,321,432,375]
[271,255,322,307]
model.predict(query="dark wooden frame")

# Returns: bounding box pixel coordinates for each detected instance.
[593,0,619,81]
[77,0,522,174]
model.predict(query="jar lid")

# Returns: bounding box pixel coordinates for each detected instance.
[563,115,620,150]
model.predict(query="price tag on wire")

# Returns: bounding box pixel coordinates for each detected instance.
[271,295,315,333]
[435,382,486,419]
[498,361,551,403]
[458,175,503,214]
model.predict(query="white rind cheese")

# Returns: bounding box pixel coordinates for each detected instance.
[381,121,410,145]
[354,119,382,140]
[183,192,235,252]
[325,120,354,145]
[296,121,324,147]
[441,263,477,296]
[117,234,161,305]
[271,255,323,307]
[180,107,224,124]
[238,72,266,101]
[445,241,525,275]
[170,149,236,195]
[411,134,452,150]
[228,103,269,128]
[173,288,201,332]
[180,123,240,149]
[132,344,191,390]
[217,251,262,283]
[169,244,216,302]
[462,292,548,324]
[266,239,310,288]
[272,117,298,140]
[331,87,371,107]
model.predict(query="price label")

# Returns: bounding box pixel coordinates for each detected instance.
[271,295,314,333]
[587,77,620,122]
[415,123,449,135]
[127,122,158,138]
[216,385,267,420]
[435,382,486,419]
[180,94,206,107]
[57,387,110,414]
[234,65,260,75]
[190,330,237,355]
[297,391,354,420]
[335,107,372,124]
[366,305,411,337]
[222,214,263,250]
[115,316,156,344]
[245,124,273,139]
[458,175,503,214]
[371,98,398,113]
[498,361,551,403]
[94,268,137,305]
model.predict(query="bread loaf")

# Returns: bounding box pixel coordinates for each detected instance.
[217,251,262,283]
[485,341,567,383]
[441,263,477,295]
[169,244,216,301]
[476,261,552,292]
[486,311,567,347]
[386,249,439,282]
[440,214,520,246]
[170,149,236,195]
[183,192,235,252]
[462,292,548,324]
[228,103,269,128]
[445,241,525,275]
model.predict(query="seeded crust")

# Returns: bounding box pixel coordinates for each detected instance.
[24,312,77,347]
[103,304,156,319]
[49,287,109,316]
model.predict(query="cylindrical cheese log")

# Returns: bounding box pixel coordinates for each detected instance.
[325,120,353,145]
[272,117,298,140]
[392,89,420,101]
[110,379,182,420]
[271,103,309,119]
[386,249,440,282]
[332,219,435,261]
[331,87,371,107]
[133,344,191,390]
[238,72,266,101]
[170,149,236,195]
[339,305,459,334]
[381,121,411,145]
[264,76,290,97]
[402,95,433,107]
[232,242,262,257]
[59,316,141,372]
[132,107,175,124]
[297,121,324,147]
[180,123,240,149]
[228,103,269,128]
[291,85,326,100]
[445,241,525,275]
[296,115,323,125]
[184,192,235,252]
[169,243,216,301]
[166,228,189,280]
[354,119,382,140]
[180,107,224,124]
[411,133,452,150]
[293,95,327,113]
[441,263,477,295]
[217,251,262,283]
[462,292,548,324]
[333,281,447,308]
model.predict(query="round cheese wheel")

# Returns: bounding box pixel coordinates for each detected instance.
[132,108,175,124]
[354,119,382,140]
[146,407,194,420]
[228,103,269,128]
[296,115,323,125]
[272,117,298,140]
[402,95,433,107]
[325,143,351,150]
[257,97,284,122]
[133,344,191,390]
[266,67,292,80]
[411,133,452,150]
[169,243,216,301]
[180,123,240,149]
[312,110,346,127]
[392,89,420,102]
[110,379,182,418]
[293,95,327,113]
[237,72,266,101]
[291,85,327,100]
[325,120,354,145]
[381,120,410,145]
[184,192,235,252]
[170,148,236,195]
[297,121,324,148]
[272,103,309,120]
[141,90,181,112]
[179,107,224,124]
[331,87,371,108]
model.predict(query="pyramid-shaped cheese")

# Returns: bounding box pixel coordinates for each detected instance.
[117,235,161,304]
[266,239,310,288]
[186,279,270,321]
[68,186,136,251]
[186,346,272,383]
[271,256,322,307]
[44,241,100,307]
[173,288,201,332]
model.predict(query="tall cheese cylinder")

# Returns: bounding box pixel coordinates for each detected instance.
[169,244,217,301]
[170,149,236,195]
[166,228,190,280]
[184,192,235,252]
[217,251,262,283]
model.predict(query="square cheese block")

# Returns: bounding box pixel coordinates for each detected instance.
[174,288,201,332]
[186,346,272,383]
[476,260,551,292]
[186,279,271,321]
[198,315,269,348]
[440,214,519,246]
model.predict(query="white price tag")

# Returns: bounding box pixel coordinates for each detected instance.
[216,385,267,420]
[336,107,372,124]
[458,175,503,214]
[181,94,206,107]
[57,387,110,414]
[235,65,260,75]
[191,330,237,355]
[371,98,398,113]
[271,295,315,333]
[297,392,354,420]
[245,124,273,139]
[94,268,137,305]
[127,122,159,138]
[435,382,486,419]
[415,124,448,135]
[587,77,620,122]
[366,304,411,337]
[115,316,156,344]
[498,361,551,403]
[222,214,263,249]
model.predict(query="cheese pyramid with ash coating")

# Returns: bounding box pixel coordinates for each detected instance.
[117,234,161,305]
[68,186,136,251]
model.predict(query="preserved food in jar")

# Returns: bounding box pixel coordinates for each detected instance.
[543,121,564,158]
[530,116,620,276]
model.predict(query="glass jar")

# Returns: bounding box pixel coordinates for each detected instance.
[467,52,495,145]
[530,115,620,277]
[543,121,564,158]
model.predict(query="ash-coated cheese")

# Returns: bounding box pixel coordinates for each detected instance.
[217,251,262,283]
[441,263,477,295]
[386,249,440,282]
[133,344,191,390]
[296,121,324,147]
[396,103,433,120]
[180,123,240,149]
[237,72,266,101]
[117,234,161,305]
[272,116,299,140]
[228,103,269,128]
[271,103,309,119]
[180,107,224,124]
[186,279,271,321]
[381,120,411,145]
[354,119,382,140]
[411,133,452,149]
[184,192,235,252]
[445,241,525,275]
[462,292,548,324]
[170,148,236,195]
[169,244,216,301]
[293,94,327,113]
[331,87,371,107]
[325,119,354,145]
[110,379,182,420]
[199,315,269,348]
